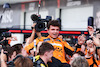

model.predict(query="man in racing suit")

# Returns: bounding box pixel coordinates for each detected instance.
[25,20,74,67]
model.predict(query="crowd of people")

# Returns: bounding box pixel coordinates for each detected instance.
[0,20,100,67]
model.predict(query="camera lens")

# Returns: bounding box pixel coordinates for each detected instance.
[38,24,44,29]
[35,23,45,32]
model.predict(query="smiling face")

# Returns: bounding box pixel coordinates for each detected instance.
[47,25,59,39]
[86,40,93,48]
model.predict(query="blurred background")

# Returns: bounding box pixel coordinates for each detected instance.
[0,0,100,46]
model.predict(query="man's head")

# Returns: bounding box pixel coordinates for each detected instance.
[70,51,85,64]
[71,56,89,67]
[14,56,33,67]
[6,47,16,61]
[12,43,23,55]
[70,53,80,64]
[47,20,60,38]
[12,43,28,57]
[39,42,54,61]
[86,40,93,48]
[78,34,86,45]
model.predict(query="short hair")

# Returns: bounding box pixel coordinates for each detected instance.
[12,43,23,55]
[47,20,60,29]
[6,47,15,58]
[14,56,33,67]
[2,47,15,62]
[38,42,54,55]
[71,56,89,67]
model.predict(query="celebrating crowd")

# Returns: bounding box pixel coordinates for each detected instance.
[0,20,100,67]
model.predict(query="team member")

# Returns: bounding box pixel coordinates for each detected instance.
[25,20,74,66]
[71,56,89,67]
[34,42,54,67]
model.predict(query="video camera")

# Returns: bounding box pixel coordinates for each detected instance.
[31,14,52,32]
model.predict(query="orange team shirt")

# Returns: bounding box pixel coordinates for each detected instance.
[97,58,100,65]
[25,35,74,63]
[85,48,94,55]
[86,56,100,67]
[74,44,81,52]
[98,60,100,63]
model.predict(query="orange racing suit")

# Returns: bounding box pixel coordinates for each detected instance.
[25,35,74,63]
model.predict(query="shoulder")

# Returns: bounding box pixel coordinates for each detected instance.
[52,57,62,63]
[35,55,40,61]
[36,37,47,40]
[43,37,50,41]
[40,64,47,67]
[35,55,47,67]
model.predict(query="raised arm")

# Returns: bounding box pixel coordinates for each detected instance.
[28,23,37,44]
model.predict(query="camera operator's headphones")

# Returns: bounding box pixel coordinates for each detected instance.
[7,55,23,67]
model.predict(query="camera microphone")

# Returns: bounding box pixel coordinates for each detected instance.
[31,14,39,21]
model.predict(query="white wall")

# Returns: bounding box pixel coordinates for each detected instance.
[10,33,24,46]
[61,5,93,31]
[25,10,49,29]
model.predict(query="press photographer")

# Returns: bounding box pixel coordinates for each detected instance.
[0,29,12,48]
[0,31,11,48]
[0,29,12,67]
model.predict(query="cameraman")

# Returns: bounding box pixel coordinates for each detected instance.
[25,20,74,67]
